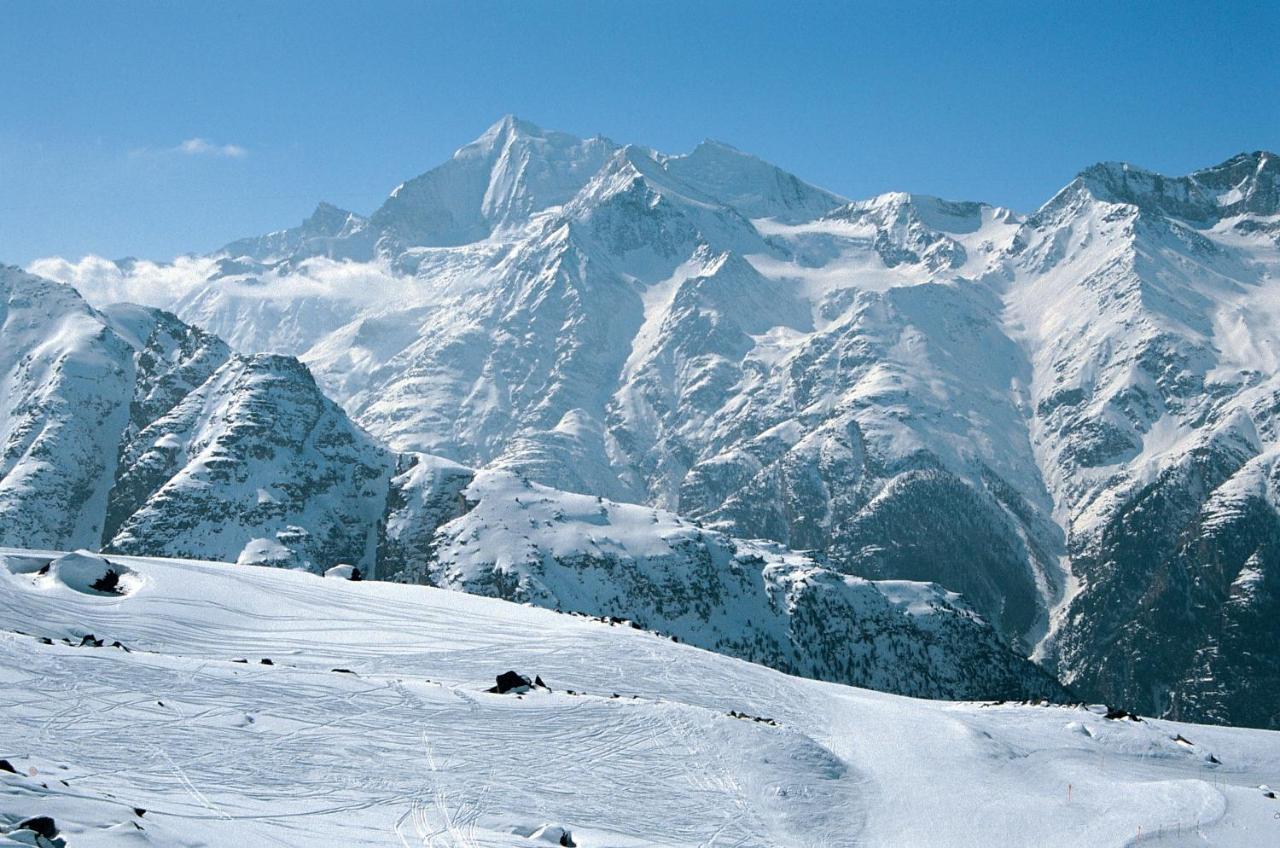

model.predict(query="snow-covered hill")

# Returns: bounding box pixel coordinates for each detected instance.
[23,119,1280,726]
[388,464,1065,701]
[2,548,1278,847]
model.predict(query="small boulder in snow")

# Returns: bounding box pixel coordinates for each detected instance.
[15,816,60,842]
[324,564,363,580]
[529,824,576,846]
[492,670,532,693]
[42,551,140,597]
[490,670,550,694]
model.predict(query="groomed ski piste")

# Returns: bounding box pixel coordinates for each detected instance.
[1,549,1278,847]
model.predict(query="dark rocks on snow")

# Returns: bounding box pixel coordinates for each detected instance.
[1104,706,1143,722]
[79,634,104,648]
[727,709,778,726]
[490,670,533,694]
[260,658,274,665]
[89,568,124,594]
[16,816,59,839]
[0,758,16,774]
[489,671,552,694]
[134,807,146,817]
[331,668,355,674]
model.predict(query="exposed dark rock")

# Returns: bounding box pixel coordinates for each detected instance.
[490,670,533,694]
[89,568,123,594]
[17,816,58,839]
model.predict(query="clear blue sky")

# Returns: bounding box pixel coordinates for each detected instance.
[2,0,1277,263]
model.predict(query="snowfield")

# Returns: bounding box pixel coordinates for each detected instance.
[2,548,1278,847]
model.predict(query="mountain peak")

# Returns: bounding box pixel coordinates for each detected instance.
[1068,151,1280,222]
[476,113,548,145]
[303,202,360,233]
[691,138,745,156]
[827,191,991,232]
[665,138,844,223]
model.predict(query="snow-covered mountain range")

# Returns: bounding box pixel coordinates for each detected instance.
[12,117,1280,727]
[0,265,1059,702]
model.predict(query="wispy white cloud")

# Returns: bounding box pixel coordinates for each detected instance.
[27,254,409,312]
[176,137,248,158]
[27,254,223,306]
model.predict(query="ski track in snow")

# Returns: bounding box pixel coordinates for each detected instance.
[1,549,1278,847]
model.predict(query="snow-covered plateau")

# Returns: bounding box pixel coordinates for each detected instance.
[2,547,1278,847]
[7,116,1280,732]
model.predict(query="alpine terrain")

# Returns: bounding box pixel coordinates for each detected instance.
[11,117,1280,729]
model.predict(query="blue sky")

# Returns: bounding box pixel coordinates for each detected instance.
[2,0,1277,263]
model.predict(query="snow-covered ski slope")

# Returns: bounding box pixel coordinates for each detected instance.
[2,549,1278,847]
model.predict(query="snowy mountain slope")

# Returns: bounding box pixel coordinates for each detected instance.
[0,267,137,550]
[389,468,1066,701]
[2,548,1278,847]
[103,353,393,573]
[24,120,1280,725]
[0,269,394,575]
[665,275,1060,646]
[1005,152,1280,726]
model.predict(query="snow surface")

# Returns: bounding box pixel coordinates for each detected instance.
[2,547,1278,847]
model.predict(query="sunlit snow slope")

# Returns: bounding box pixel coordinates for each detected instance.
[2,548,1279,847]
